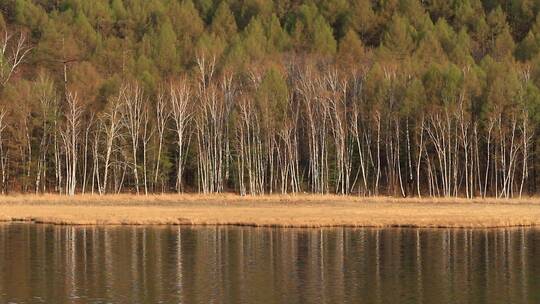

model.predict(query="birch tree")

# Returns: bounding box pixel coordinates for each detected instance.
[194,56,232,193]
[0,31,32,88]
[121,84,144,194]
[100,91,124,194]
[169,81,192,193]
[60,92,84,196]
[153,91,169,192]
[0,108,8,194]
[34,74,57,193]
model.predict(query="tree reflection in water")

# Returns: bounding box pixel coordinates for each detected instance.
[0,224,537,304]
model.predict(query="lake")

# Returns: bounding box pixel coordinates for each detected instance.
[0,224,539,303]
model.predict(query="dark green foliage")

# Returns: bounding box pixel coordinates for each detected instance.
[2,0,539,90]
[256,67,288,129]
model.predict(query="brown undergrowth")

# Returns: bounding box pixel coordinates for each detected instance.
[0,194,539,228]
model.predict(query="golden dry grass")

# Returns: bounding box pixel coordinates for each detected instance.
[0,194,539,228]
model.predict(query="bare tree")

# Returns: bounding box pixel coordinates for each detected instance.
[34,74,57,193]
[81,113,94,194]
[296,68,330,194]
[0,108,8,193]
[277,93,301,194]
[169,81,192,193]
[141,105,152,195]
[235,92,265,195]
[60,92,84,196]
[121,84,145,194]
[194,56,231,193]
[153,91,169,193]
[0,31,32,87]
[519,112,532,198]
[326,70,352,195]
[100,91,124,195]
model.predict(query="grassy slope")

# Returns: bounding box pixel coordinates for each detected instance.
[0,194,539,228]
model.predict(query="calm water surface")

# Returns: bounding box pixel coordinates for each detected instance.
[0,224,539,303]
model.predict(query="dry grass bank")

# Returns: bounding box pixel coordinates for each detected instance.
[0,194,539,228]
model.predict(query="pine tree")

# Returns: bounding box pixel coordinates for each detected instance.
[337,30,366,69]
[211,2,238,43]
[312,15,336,55]
[381,15,415,59]
[153,18,178,75]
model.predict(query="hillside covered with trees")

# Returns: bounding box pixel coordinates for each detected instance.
[0,0,539,197]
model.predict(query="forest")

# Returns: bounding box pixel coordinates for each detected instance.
[0,0,539,198]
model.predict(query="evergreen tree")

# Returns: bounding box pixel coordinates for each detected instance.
[337,30,366,69]
[211,2,238,43]
[381,15,415,59]
[153,18,178,75]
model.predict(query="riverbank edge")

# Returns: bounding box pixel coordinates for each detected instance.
[0,194,539,228]
[3,218,540,229]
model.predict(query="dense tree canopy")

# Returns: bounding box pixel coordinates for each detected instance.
[0,0,539,197]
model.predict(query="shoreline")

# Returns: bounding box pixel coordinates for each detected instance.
[0,194,540,228]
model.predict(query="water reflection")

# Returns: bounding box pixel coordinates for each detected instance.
[0,225,539,304]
